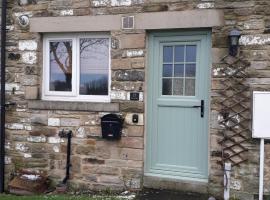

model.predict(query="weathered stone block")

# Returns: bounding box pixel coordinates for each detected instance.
[113,70,144,81]
[120,34,145,49]
[25,86,39,100]
[60,118,80,127]
[120,102,144,112]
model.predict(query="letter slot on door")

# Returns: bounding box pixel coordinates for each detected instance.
[101,114,124,140]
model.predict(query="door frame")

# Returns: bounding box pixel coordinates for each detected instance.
[144,29,212,183]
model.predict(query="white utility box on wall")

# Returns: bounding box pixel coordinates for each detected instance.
[252,91,270,139]
[252,91,270,200]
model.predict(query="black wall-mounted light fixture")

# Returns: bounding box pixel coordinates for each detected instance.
[229,29,241,57]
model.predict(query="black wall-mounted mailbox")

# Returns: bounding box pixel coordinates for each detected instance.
[101,114,124,140]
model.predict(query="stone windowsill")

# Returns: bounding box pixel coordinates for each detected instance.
[28,100,119,112]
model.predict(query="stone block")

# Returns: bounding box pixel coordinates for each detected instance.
[60,118,80,127]
[120,148,143,161]
[125,126,144,137]
[112,58,131,69]
[120,102,144,112]
[48,118,60,127]
[119,34,145,49]
[25,86,39,100]
[119,137,143,149]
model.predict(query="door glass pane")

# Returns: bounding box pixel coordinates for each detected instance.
[161,44,197,96]
[80,38,109,95]
[185,78,195,96]
[49,40,72,92]
[162,78,172,95]
[174,64,184,77]
[173,78,184,95]
[163,46,173,63]
[174,45,184,62]
[185,64,196,77]
[163,64,173,77]
[186,45,196,62]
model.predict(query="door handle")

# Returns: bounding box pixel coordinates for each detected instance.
[193,100,204,118]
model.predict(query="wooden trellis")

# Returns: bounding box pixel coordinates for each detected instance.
[217,56,251,167]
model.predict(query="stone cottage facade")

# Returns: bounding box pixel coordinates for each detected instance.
[2,0,270,199]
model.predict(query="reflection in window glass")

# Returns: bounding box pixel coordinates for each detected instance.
[185,64,196,77]
[186,45,196,62]
[185,79,195,96]
[163,46,173,63]
[163,64,173,77]
[49,40,72,91]
[80,38,109,95]
[162,79,172,95]
[174,45,185,62]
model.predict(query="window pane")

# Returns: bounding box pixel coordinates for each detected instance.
[163,64,173,77]
[174,64,184,77]
[162,78,172,95]
[186,45,196,62]
[185,64,196,77]
[174,45,184,62]
[185,78,195,96]
[80,38,109,95]
[173,78,184,95]
[49,40,72,91]
[163,46,173,63]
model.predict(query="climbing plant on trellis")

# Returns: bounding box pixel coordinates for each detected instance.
[217,55,251,167]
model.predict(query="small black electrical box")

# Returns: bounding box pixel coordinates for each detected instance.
[132,114,139,123]
[101,114,124,140]
[130,92,140,101]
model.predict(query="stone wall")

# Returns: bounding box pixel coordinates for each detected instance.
[2,0,270,199]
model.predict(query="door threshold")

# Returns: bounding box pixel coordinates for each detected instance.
[143,174,209,194]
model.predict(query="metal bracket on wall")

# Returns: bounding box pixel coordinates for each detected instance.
[217,55,251,167]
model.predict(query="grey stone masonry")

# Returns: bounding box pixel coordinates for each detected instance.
[2,0,270,199]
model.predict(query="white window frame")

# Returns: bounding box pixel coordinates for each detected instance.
[42,33,111,102]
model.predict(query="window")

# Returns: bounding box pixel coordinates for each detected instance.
[162,44,197,96]
[43,33,110,102]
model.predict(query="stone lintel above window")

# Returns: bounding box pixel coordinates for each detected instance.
[30,10,224,33]
[28,100,119,112]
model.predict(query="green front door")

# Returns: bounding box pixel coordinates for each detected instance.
[146,31,211,182]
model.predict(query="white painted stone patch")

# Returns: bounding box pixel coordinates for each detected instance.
[197,2,214,9]
[92,0,109,7]
[126,50,144,57]
[21,52,37,64]
[5,83,20,91]
[48,118,60,126]
[24,153,32,158]
[239,35,270,46]
[48,137,64,144]
[230,179,241,190]
[5,156,12,164]
[53,145,60,153]
[6,123,24,130]
[111,0,132,6]
[15,143,29,152]
[27,136,46,143]
[19,40,38,51]
[60,9,74,16]
[76,127,86,138]
[111,90,127,100]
